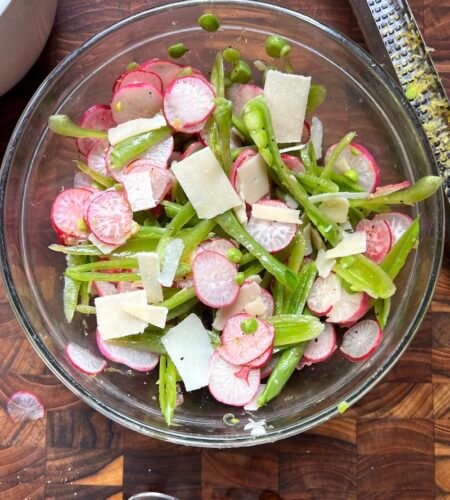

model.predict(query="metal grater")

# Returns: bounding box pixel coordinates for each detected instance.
[349,0,450,201]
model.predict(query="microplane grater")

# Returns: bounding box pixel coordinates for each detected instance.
[349,0,450,200]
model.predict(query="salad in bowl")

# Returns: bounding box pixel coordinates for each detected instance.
[45,14,442,428]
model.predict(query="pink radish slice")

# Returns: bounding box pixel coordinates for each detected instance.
[139,134,174,170]
[245,346,273,368]
[325,142,380,192]
[182,141,205,159]
[96,330,159,372]
[192,250,239,308]
[227,83,263,117]
[307,273,342,316]
[66,342,106,375]
[114,70,163,93]
[259,289,274,318]
[73,172,94,189]
[229,148,257,190]
[111,83,163,124]
[245,199,297,253]
[281,153,305,173]
[94,281,117,296]
[86,190,133,245]
[374,212,413,244]
[87,139,109,176]
[51,188,93,239]
[208,352,260,406]
[197,238,237,259]
[340,319,383,362]
[7,391,45,423]
[139,59,182,90]
[163,76,216,133]
[76,104,116,156]
[218,313,274,365]
[303,324,337,363]
[169,151,183,164]
[356,218,392,264]
[235,366,251,380]
[174,277,194,289]
[123,163,174,204]
[373,181,411,197]
[326,288,370,325]
[260,353,280,379]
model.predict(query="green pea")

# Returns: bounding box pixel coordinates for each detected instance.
[227,247,242,263]
[126,61,139,72]
[223,47,241,63]
[265,35,291,58]
[198,13,220,32]
[344,169,359,182]
[168,43,188,59]
[240,318,258,334]
[235,272,245,286]
[230,60,252,84]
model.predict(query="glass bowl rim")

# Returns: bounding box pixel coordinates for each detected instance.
[0,0,445,447]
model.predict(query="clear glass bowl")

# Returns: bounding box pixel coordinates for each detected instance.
[0,0,444,447]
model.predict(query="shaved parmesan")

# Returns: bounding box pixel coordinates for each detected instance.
[303,223,313,256]
[315,249,336,279]
[233,200,248,224]
[236,153,270,204]
[121,302,168,328]
[319,198,350,224]
[251,203,301,224]
[282,193,299,209]
[264,70,311,143]
[96,290,147,339]
[340,220,353,231]
[213,281,261,330]
[123,171,156,212]
[162,314,214,391]
[326,231,367,259]
[137,253,163,303]
[108,115,167,145]
[159,238,184,287]
[171,147,242,219]
[310,116,323,159]
[244,296,267,316]
[88,233,119,255]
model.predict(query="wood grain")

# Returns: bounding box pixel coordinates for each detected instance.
[0,0,448,498]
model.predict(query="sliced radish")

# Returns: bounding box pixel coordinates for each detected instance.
[139,135,174,169]
[169,151,183,165]
[230,148,257,190]
[281,153,305,173]
[117,281,143,293]
[76,104,116,156]
[235,366,251,381]
[87,139,109,176]
[259,289,274,318]
[163,76,216,133]
[86,190,133,245]
[303,324,337,363]
[245,199,296,253]
[192,250,239,308]
[196,238,237,261]
[218,313,274,366]
[260,353,280,379]
[139,59,182,90]
[94,281,117,296]
[373,181,411,197]
[111,83,163,124]
[51,188,93,239]
[374,212,413,244]
[96,330,159,372]
[245,346,273,368]
[73,172,94,189]
[7,391,45,423]
[307,273,342,316]
[66,342,106,375]
[227,83,263,117]
[326,288,370,325]
[356,218,392,263]
[208,352,260,406]
[182,141,205,159]
[114,70,163,93]
[325,143,380,192]
[340,319,383,362]
[120,163,174,204]
[244,384,266,411]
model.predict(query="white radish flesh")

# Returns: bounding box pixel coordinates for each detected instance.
[7,391,45,423]
[66,342,106,375]
[307,273,342,316]
[303,324,336,363]
[51,188,93,239]
[115,70,163,93]
[356,219,392,264]
[326,288,370,325]
[76,104,116,156]
[374,212,413,244]
[139,59,182,90]
[340,319,383,362]
[111,83,163,123]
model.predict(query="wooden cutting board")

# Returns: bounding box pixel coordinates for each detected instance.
[0,1,449,498]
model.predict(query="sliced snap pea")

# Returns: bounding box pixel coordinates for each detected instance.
[159,355,177,426]
[321,131,356,180]
[63,255,85,322]
[269,314,325,346]
[230,60,252,84]
[285,261,317,315]
[306,84,327,113]
[48,115,108,139]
